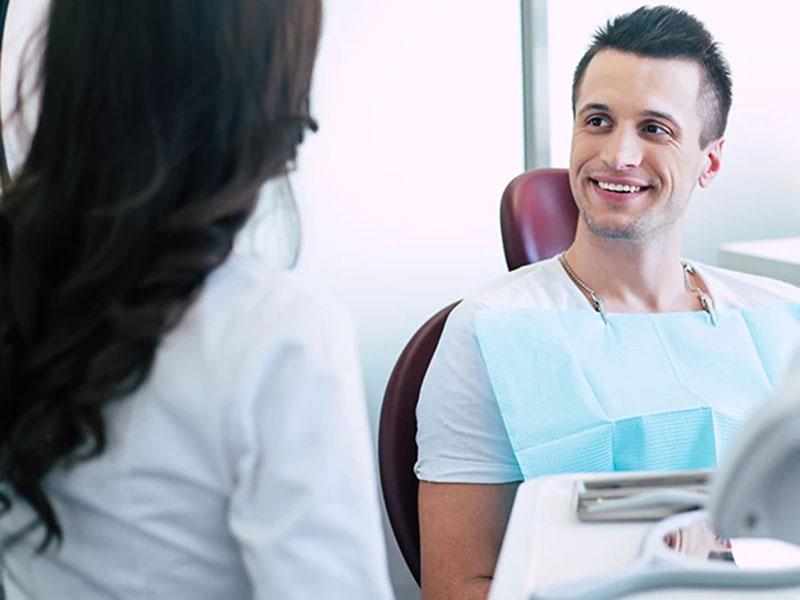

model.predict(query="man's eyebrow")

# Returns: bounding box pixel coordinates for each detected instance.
[577,103,610,116]
[640,110,683,132]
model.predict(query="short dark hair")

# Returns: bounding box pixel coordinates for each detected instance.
[571,6,732,147]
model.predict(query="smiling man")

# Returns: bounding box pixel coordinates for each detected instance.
[415,7,800,600]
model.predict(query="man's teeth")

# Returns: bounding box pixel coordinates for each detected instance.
[596,181,642,193]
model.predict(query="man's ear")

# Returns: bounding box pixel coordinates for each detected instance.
[698,138,724,188]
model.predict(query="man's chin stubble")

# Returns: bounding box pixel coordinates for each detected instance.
[582,212,644,240]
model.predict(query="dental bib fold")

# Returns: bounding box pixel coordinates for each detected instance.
[474,303,800,480]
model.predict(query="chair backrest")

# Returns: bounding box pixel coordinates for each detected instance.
[378,302,457,585]
[500,168,579,270]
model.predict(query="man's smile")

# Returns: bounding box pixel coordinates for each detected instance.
[589,176,652,199]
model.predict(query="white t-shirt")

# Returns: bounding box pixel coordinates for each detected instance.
[0,251,394,600]
[415,256,800,484]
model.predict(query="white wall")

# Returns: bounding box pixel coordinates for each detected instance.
[547,0,800,265]
[295,5,524,424]
[295,1,523,426]
[293,2,524,596]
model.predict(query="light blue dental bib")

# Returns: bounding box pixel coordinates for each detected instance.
[474,303,800,480]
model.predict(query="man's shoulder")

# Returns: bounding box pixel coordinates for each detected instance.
[441,256,580,337]
[694,262,800,307]
[460,256,577,311]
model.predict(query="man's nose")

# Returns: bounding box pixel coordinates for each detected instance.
[602,126,643,170]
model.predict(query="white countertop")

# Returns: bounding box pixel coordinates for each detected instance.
[718,237,800,285]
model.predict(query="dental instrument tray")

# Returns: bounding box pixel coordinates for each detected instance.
[576,471,710,522]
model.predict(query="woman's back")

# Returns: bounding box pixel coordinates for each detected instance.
[0,2,393,595]
[1,250,392,599]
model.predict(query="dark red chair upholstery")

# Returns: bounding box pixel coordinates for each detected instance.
[500,168,579,270]
[379,169,579,585]
[379,301,458,585]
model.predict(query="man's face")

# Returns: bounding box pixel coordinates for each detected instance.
[569,49,723,242]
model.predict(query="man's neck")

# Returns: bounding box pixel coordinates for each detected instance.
[563,223,698,314]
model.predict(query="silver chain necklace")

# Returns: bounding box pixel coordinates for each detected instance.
[558,252,717,326]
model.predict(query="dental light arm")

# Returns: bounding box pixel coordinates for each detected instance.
[710,355,800,546]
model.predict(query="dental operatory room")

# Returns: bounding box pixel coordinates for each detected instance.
[2,0,800,599]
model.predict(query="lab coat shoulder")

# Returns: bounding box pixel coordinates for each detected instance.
[193,254,393,599]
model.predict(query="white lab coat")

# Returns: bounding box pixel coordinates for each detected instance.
[0,251,394,600]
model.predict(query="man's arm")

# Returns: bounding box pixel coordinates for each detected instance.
[419,481,520,600]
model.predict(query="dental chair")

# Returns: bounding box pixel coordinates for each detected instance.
[378,168,578,583]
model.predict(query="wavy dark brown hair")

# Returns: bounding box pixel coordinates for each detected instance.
[0,0,321,550]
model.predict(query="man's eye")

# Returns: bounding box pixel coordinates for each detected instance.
[645,124,668,135]
[587,117,608,127]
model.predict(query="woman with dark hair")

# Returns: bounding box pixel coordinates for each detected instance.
[0,1,393,598]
